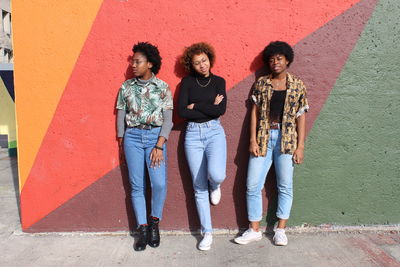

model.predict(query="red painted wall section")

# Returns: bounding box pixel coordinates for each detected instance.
[20,0,372,231]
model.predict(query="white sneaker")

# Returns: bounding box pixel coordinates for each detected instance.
[234,228,262,245]
[273,228,288,246]
[210,186,221,205]
[198,232,213,251]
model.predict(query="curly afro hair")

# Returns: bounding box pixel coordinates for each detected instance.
[132,42,162,75]
[262,41,294,68]
[180,42,216,74]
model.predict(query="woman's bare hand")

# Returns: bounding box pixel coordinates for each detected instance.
[214,94,224,105]
[150,148,164,168]
[249,140,260,157]
[292,148,304,164]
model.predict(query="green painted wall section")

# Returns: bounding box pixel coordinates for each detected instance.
[8,140,17,149]
[8,140,17,157]
[289,0,400,226]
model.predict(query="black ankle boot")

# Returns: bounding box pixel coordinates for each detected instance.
[148,217,160,248]
[134,225,148,251]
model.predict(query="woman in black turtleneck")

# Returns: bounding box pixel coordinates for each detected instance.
[178,42,227,251]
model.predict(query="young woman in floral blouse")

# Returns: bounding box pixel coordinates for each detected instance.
[116,42,173,251]
[235,41,309,246]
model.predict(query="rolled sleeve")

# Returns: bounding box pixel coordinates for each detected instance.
[296,81,309,118]
[116,83,127,110]
[250,81,262,106]
[162,86,173,110]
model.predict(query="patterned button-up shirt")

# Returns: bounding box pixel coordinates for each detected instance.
[116,75,173,127]
[251,72,309,156]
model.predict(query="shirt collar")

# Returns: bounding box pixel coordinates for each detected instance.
[129,73,158,86]
[265,72,294,86]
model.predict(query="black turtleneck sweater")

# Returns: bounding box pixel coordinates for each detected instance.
[178,73,227,123]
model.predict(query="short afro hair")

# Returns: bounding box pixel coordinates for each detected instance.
[262,41,294,68]
[180,42,216,74]
[132,42,162,75]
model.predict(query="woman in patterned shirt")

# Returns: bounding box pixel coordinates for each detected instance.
[116,42,173,252]
[234,41,309,247]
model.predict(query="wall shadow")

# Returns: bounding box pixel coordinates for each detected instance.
[231,95,252,229]
[230,95,278,231]
[117,162,137,233]
[115,60,137,232]
[264,166,278,231]
[230,53,277,231]
[125,55,134,80]
[174,123,201,234]
[9,153,20,221]
[172,56,202,234]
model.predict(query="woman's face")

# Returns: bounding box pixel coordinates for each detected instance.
[191,53,211,77]
[131,52,153,78]
[268,54,289,74]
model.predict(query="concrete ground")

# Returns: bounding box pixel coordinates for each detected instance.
[1,148,399,267]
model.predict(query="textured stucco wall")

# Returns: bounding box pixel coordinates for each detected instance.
[291,0,400,226]
[13,0,399,232]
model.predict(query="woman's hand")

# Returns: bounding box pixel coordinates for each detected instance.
[150,147,164,168]
[292,147,304,164]
[187,103,194,110]
[214,94,224,105]
[249,140,260,157]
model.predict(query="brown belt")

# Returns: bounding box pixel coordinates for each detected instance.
[269,122,281,129]
[133,124,159,130]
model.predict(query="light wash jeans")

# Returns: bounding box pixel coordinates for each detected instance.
[184,119,227,233]
[124,127,167,226]
[247,129,294,221]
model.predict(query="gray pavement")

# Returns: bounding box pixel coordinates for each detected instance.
[1,148,399,267]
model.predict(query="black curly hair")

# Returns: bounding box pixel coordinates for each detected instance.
[132,42,162,75]
[262,41,294,68]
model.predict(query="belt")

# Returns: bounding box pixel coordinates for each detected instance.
[269,122,281,129]
[133,124,159,130]
[187,119,220,129]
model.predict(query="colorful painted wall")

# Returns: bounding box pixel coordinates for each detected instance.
[0,64,16,157]
[13,0,399,232]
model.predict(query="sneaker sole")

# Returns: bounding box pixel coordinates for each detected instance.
[198,245,211,251]
[234,235,262,245]
[210,200,220,205]
[274,241,288,246]
[210,195,221,205]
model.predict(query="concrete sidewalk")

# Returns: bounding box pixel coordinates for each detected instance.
[1,149,399,267]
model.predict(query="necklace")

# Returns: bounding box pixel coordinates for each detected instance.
[196,76,212,87]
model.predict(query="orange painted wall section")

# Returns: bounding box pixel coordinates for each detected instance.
[13,0,104,190]
[15,0,365,231]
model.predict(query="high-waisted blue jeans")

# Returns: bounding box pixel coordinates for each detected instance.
[247,129,294,221]
[124,127,167,226]
[184,119,227,233]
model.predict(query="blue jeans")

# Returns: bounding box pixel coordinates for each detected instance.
[247,129,294,221]
[124,127,167,226]
[184,119,227,233]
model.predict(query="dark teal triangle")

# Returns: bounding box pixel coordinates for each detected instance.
[0,71,14,102]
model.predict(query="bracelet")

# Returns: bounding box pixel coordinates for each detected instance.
[154,145,164,151]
